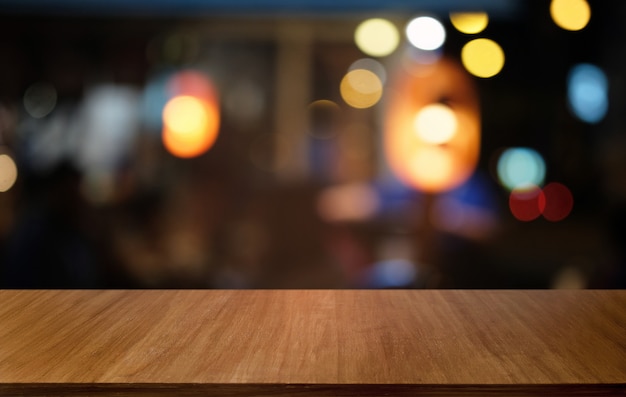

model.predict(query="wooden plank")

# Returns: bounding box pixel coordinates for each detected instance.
[0,384,625,396]
[1,290,625,395]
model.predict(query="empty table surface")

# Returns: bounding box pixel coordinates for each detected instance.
[1,290,625,396]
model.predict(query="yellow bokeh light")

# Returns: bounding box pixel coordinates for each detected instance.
[449,12,489,34]
[340,69,383,109]
[164,95,208,134]
[461,38,505,78]
[550,0,590,31]
[414,103,458,144]
[409,146,455,191]
[354,18,400,57]
[162,95,219,158]
[0,154,18,192]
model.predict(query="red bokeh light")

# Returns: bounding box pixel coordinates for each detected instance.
[509,182,574,222]
[542,182,574,221]
[509,185,545,221]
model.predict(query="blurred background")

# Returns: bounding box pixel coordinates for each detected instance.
[0,0,625,288]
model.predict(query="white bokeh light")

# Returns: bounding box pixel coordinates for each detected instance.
[349,58,387,85]
[406,16,446,51]
[413,103,458,144]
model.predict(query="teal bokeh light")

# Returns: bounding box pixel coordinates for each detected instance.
[497,147,546,191]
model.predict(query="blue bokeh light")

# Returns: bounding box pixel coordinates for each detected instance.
[141,70,175,132]
[567,63,608,124]
[367,259,417,288]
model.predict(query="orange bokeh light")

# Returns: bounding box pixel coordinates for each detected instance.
[162,95,219,158]
[384,58,480,193]
[161,70,220,158]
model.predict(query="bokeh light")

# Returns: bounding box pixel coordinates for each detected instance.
[461,38,505,78]
[168,70,217,100]
[317,183,380,222]
[430,172,499,240]
[349,58,387,85]
[354,18,400,57]
[307,99,341,139]
[161,70,220,158]
[0,153,18,192]
[76,84,141,201]
[367,259,417,288]
[142,71,174,131]
[162,95,219,158]
[340,69,383,109]
[404,47,443,66]
[146,31,200,65]
[552,266,587,289]
[413,103,458,144]
[449,12,489,34]
[163,32,200,64]
[408,146,455,190]
[23,82,57,119]
[550,0,591,31]
[224,80,265,125]
[542,182,574,221]
[567,63,608,124]
[164,95,207,134]
[509,185,545,222]
[497,147,546,191]
[385,58,481,193]
[406,16,446,51]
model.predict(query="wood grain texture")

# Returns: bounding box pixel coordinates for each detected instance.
[0,290,625,396]
[1,384,625,397]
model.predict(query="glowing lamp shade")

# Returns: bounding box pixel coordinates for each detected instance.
[550,0,591,31]
[162,95,219,158]
[385,58,480,193]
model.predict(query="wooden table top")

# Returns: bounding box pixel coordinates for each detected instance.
[1,290,625,396]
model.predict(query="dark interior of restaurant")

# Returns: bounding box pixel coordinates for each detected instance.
[0,0,624,289]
